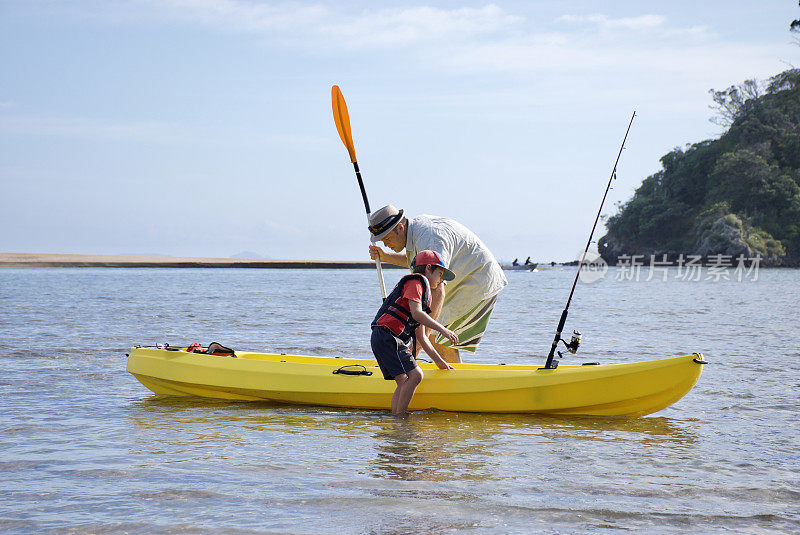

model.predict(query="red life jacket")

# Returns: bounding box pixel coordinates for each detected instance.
[371,274,432,345]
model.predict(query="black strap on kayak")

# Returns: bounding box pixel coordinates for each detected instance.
[333,365,373,376]
[543,111,636,370]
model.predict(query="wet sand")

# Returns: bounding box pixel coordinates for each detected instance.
[0,253,403,269]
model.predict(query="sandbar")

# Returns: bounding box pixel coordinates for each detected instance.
[0,253,403,269]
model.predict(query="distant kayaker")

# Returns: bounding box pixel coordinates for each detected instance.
[525,257,531,265]
[368,205,507,363]
[512,258,519,266]
[371,250,457,415]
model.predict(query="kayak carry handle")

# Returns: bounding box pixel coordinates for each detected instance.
[692,353,708,365]
[333,365,373,376]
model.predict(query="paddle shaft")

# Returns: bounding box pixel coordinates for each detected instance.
[353,162,370,213]
[354,162,387,298]
[543,111,636,369]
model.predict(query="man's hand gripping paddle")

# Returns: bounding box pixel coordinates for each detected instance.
[331,85,387,298]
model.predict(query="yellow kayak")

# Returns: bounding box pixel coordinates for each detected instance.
[126,347,705,417]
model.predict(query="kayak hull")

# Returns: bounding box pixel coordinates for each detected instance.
[127,348,705,417]
[501,263,538,271]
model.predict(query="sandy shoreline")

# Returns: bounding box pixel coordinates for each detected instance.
[0,253,404,269]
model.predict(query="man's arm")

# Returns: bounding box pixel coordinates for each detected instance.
[368,245,408,267]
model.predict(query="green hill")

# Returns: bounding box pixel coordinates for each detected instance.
[599,69,800,266]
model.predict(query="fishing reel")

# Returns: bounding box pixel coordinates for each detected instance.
[558,330,582,357]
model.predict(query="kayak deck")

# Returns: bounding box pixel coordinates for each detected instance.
[127,348,705,417]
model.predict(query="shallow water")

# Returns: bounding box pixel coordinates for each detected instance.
[1,267,798,533]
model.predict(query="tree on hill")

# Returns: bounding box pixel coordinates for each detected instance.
[708,79,761,128]
[599,69,800,266]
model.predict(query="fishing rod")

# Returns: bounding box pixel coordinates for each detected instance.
[542,111,636,370]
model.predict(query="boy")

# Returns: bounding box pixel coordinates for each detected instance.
[371,250,459,415]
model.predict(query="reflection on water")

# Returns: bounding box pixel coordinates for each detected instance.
[372,415,480,483]
[127,397,699,490]
[370,412,698,484]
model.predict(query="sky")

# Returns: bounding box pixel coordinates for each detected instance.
[1,1,798,262]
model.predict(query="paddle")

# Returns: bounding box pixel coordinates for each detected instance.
[331,85,387,298]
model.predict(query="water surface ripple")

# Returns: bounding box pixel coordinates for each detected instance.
[1,267,798,533]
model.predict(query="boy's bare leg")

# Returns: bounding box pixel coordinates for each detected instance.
[391,376,405,413]
[392,367,423,415]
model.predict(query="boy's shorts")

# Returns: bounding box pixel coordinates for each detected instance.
[434,294,498,353]
[371,326,418,380]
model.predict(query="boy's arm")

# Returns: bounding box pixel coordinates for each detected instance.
[368,245,409,267]
[408,300,458,345]
[415,325,453,370]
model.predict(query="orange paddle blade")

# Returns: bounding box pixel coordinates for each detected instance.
[331,85,357,163]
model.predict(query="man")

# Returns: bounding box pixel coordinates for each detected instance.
[368,205,507,363]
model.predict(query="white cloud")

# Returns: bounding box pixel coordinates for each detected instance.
[555,14,666,32]
[0,114,192,143]
[35,2,789,105]
[439,34,779,78]
[143,0,330,32]
[134,1,521,48]
[555,13,713,42]
[123,1,743,78]
[0,113,343,152]
[318,5,522,48]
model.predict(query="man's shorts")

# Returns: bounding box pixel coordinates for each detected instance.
[371,326,418,380]
[434,294,498,353]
